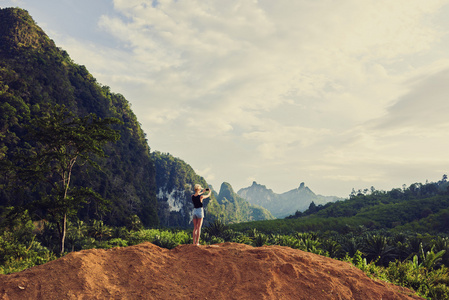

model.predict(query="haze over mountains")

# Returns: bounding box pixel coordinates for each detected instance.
[238,181,342,218]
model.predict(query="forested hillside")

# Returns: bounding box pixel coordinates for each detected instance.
[0,7,158,227]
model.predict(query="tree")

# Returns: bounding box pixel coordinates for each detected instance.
[307,201,317,214]
[362,234,396,266]
[19,105,121,254]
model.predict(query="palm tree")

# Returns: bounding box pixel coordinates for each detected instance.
[203,219,234,241]
[340,236,362,257]
[88,220,112,241]
[322,239,343,258]
[252,233,268,247]
[362,234,396,265]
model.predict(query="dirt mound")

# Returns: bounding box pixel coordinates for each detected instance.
[0,242,422,299]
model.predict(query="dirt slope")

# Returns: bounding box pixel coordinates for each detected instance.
[0,242,422,299]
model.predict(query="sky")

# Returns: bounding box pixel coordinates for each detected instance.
[2,0,449,197]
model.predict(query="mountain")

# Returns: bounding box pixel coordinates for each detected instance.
[232,177,449,235]
[237,181,342,218]
[216,182,274,223]
[0,8,158,226]
[152,152,274,226]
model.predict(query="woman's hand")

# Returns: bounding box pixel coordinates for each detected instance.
[201,188,212,200]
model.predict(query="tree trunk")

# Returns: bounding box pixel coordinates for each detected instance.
[60,213,67,254]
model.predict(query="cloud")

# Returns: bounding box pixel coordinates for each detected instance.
[93,0,449,195]
[371,67,449,132]
[10,0,449,196]
[97,0,447,123]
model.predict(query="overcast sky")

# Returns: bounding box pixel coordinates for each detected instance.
[2,0,449,197]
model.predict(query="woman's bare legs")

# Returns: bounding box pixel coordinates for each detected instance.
[193,218,198,244]
[192,217,204,245]
[196,217,203,245]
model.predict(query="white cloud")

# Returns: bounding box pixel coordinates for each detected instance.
[98,0,449,196]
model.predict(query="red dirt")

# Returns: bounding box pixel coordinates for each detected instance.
[0,242,423,299]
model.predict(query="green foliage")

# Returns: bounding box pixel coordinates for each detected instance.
[127,229,191,248]
[362,234,396,266]
[0,7,159,229]
[0,213,56,274]
[1,218,448,299]
[9,104,121,254]
[203,219,235,242]
[252,232,269,247]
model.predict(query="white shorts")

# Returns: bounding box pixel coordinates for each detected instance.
[193,207,204,219]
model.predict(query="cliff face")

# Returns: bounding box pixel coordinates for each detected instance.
[151,151,215,227]
[0,7,158,226]
[238,181,341,218]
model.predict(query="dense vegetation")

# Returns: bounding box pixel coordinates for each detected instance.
[1,215,448,299]
[0,7,158,227]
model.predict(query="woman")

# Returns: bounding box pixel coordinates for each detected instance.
[191,184,211,246]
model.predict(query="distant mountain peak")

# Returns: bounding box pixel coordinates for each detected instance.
[237,181,341,218]
[219,182,234,199]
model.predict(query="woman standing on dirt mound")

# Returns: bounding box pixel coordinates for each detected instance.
[192,184,211,245]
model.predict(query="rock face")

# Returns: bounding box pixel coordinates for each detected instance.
[0,242,422,299]
[152,151,214,227]
[238,181,342,218]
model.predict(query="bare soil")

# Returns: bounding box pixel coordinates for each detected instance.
[0,242,423,299]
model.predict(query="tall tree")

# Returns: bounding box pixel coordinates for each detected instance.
[19,105,121,254]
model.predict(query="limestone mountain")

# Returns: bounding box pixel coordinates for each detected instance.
[152,152,274,226]
[216,182,275,223]
[0,7,158,226]
[237,181,342,218]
